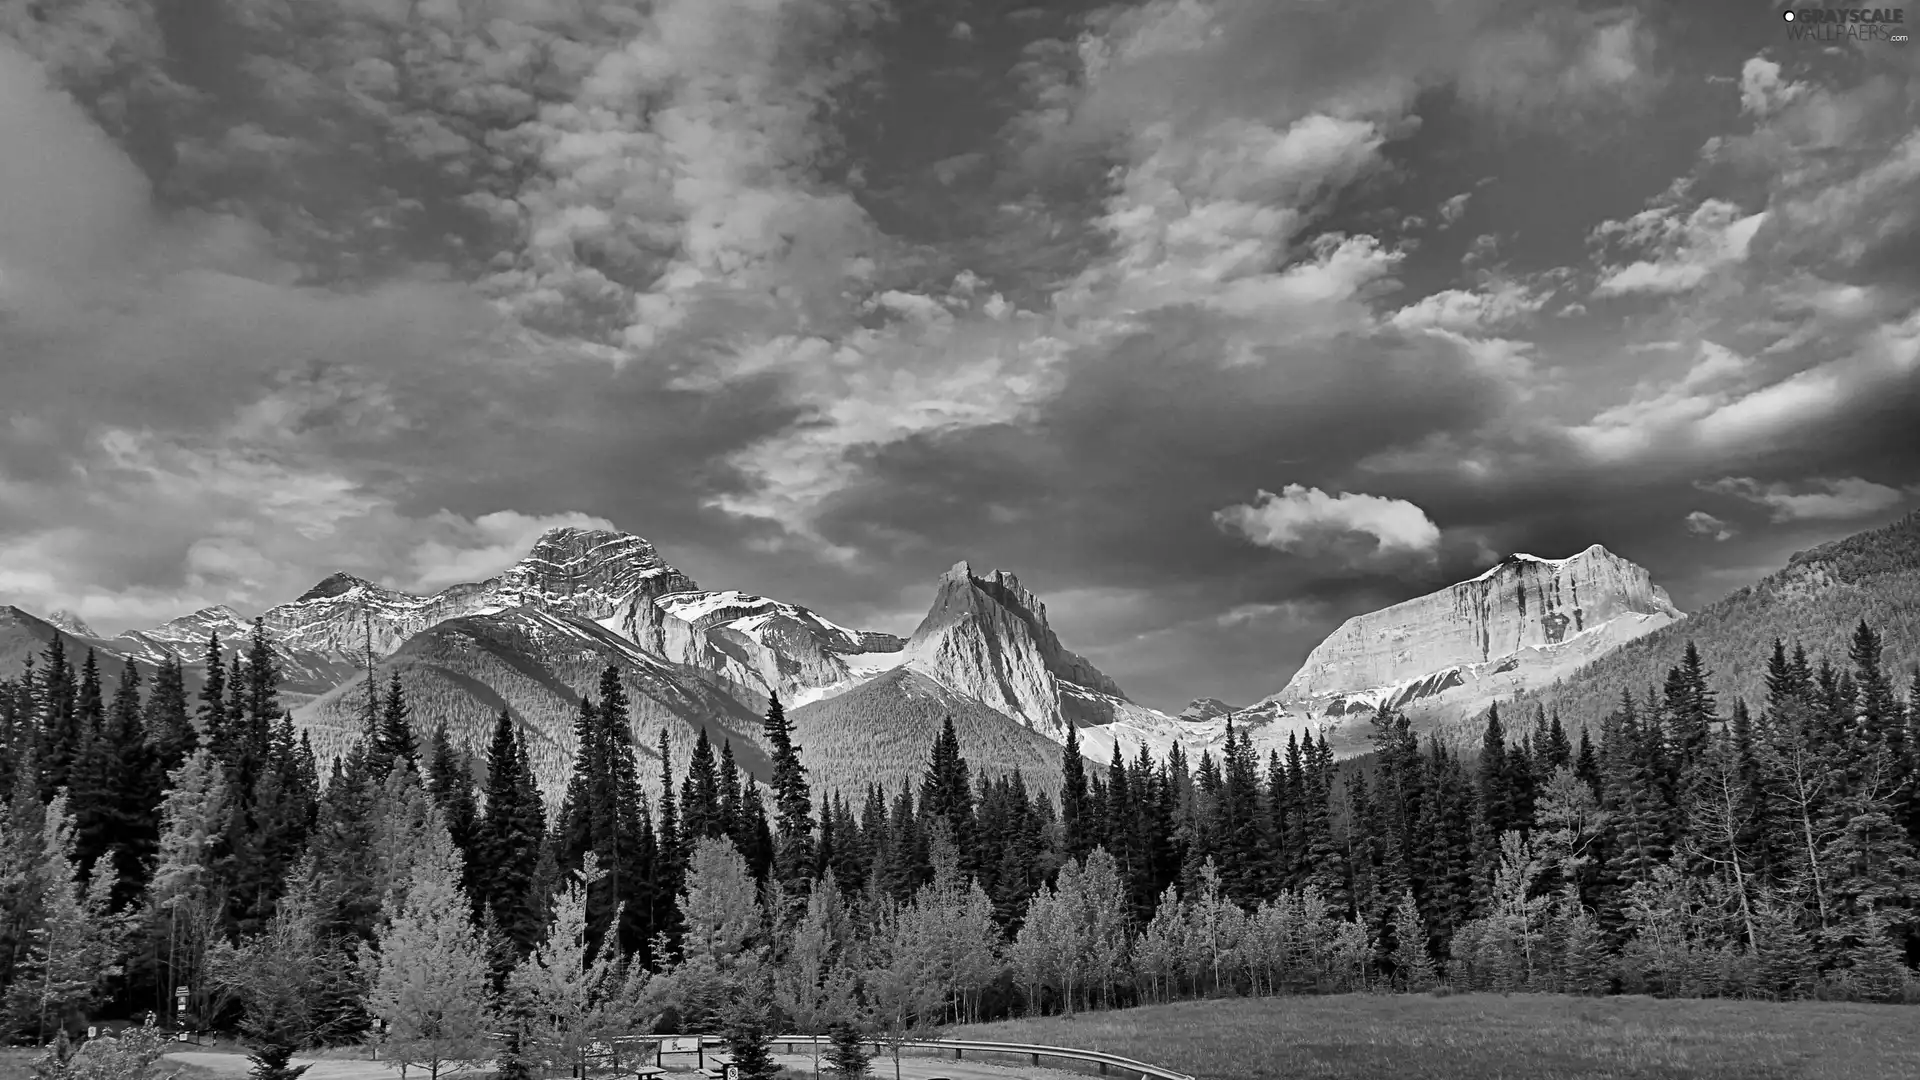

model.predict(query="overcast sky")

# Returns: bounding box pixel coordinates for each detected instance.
[2,0,1917,713]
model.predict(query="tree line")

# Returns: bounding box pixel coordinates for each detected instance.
[0,617,1915,1077]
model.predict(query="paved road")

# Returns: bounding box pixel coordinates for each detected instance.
[164,1049,1087,1080]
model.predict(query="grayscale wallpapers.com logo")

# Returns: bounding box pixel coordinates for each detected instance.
[1782,7,1910,43]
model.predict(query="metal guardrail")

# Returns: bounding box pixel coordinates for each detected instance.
[777,1034,1197,1080]
[495,1031,1198,1080]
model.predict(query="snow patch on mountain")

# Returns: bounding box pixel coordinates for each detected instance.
[640,588,905,702]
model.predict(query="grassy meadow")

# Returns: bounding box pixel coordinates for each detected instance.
[949,992,1920,1080]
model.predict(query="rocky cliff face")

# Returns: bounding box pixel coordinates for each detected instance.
[638,590,907,705]
[258,529,701,659]
[1259,545,1683,728]
[900,561,1150,744]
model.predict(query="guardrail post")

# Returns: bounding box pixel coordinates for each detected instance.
[1099,1064,1108,1076]
[1031,1053,1041,1066]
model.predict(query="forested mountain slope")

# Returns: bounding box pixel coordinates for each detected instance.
[1512,510,1920,737]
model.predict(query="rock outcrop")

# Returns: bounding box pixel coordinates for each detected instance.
[44,609,97,638]
[258,528,701,659]
[894,561,1189,763]
[1244,545,1683,744]
[638,590,907,705]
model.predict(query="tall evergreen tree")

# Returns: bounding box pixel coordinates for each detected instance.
[681,729,724,842]
[144,656,197,774]
[761,694,816,892]
[479,711,547,955]
[1060,722,1091,861]
[37,635,79,801]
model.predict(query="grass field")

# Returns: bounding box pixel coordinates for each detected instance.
[949,992,1920,1080]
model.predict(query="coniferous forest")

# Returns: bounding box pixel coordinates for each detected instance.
[1,616,1916,1077]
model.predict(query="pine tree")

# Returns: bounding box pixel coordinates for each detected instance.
[506,856,626,1076]
[480,711,547,955]
[653,729,685,959]
[82,659,160,910]
[425,725,482,915]
[197,634,229,765]
[826,1022,871,1078]
[212,864,357,1059]
[363,830,493,1080]
[682,729,724,842]
[720,740,744,844]
[1060,723,1091,861]
[1388,888,1436,990]
[146,749,231,1035]
[244,617,282,758]
[35,636,79,801]
[375,672,417,775]
[718,987,780,1080]
[761,694,817,893]
[145,656,197,773]
[1478,703,1513,837]
[5,795,129,1043]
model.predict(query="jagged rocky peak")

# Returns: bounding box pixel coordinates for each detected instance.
[502,527,695,611]
[45,609,97,638]
[638,588,911,705]
[902,559,1139,740]
[913,560,1120,693]
[1178,697,1238,722]
[294,571,388,603]
[1275,543,1682,704]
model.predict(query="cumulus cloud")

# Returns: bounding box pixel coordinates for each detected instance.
[1695,476,1914,522]
[403,511,623,592]
[1213,486,1442,562]
[1683,511,1736,542]
[1590,197,1767,297]
[4,0,1919,713]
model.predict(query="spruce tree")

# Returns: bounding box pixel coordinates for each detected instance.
[480,711,546,954]
[36,635,79,801]
[145,656,197,773]
[826,1021,871,1078]
[196,634,229,766]
[424,725,482,915]
[375,672,417,775]
[654,729,685,958]
[1477,703,1513,837]
[1060,722,1091,861]
[681,728,724,842]
[761,694,817,892]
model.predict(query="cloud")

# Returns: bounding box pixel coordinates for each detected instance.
[1696,476,1914,522]
[1389,278,1550,335]
[1590,197,1767,297]
[1437,192,1472,228]
[404,511,622,593]
[1568,340,1754,461]
[1213,486,1442,563]
[1738,57,1806,119]
[1683,511,1736,542]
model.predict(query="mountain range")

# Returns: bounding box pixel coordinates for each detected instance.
[4,510,1916,805]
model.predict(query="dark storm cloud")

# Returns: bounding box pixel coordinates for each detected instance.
[5,0,1917,715]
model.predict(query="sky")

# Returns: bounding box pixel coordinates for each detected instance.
[2,0,1918,714]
